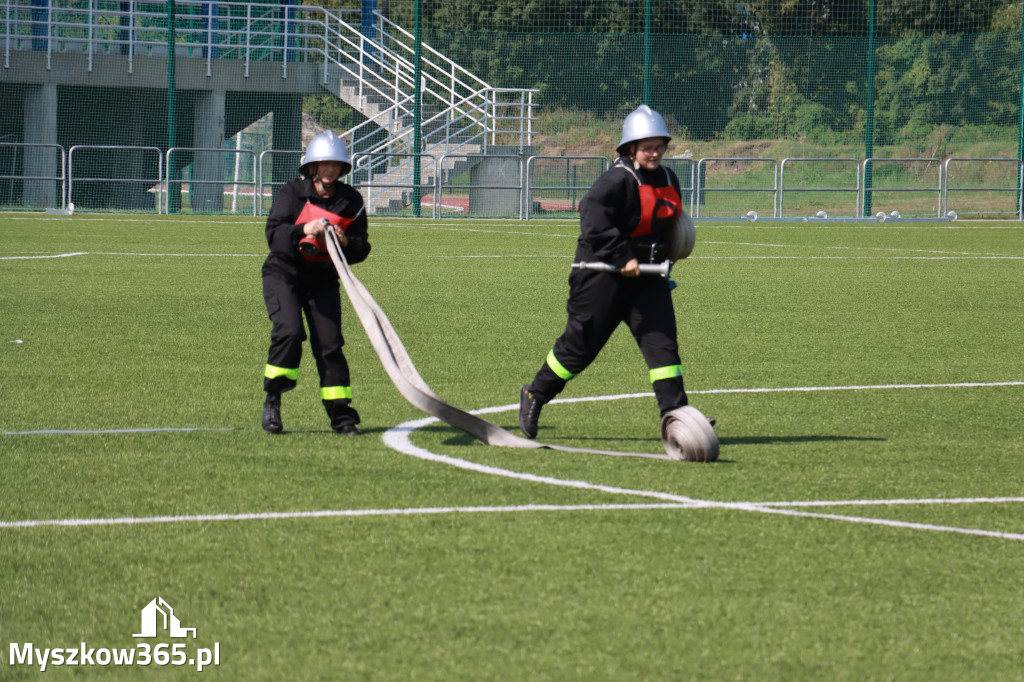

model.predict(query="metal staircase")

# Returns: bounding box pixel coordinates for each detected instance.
[2,0,537,214]
[325,11,538,214]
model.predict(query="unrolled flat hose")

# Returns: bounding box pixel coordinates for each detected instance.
[325,229,717,462]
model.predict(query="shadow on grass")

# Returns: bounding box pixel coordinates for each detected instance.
[434,427,886,450]
[273,426,389,436]
[719,435,887,446]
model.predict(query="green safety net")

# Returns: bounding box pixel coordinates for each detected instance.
[1,0,1021,217]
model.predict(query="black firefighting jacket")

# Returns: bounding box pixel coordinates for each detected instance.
[576,156,682,268]
[263,176,371,284]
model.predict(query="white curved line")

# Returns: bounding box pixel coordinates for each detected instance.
[381,385,1024,541]
[381,416,697,503]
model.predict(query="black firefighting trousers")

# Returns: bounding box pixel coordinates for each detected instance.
[529,269,688,415]
[262,269,359,427]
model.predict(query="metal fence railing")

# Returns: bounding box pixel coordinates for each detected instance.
[67,145,163,213]
[863,158,944,220]
[524,156,609,219]
[942,158,1024,220]
[165,147,257,215]
[779,158,861,219]
[351,152,439,218]
[694,158,779,219]
[6,149,1024,220]
[0,142,66,210]
[256,149,304,216]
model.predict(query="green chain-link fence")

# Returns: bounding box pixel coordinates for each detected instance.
[2,0,1021,217]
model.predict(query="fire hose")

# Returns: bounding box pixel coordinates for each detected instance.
[324,228,718,462]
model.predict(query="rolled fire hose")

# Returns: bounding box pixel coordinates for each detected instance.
[325,229,717,462]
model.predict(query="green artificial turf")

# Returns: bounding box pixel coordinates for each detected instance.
[1,213,1022,680]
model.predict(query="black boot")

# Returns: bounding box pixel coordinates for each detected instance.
[262,392,283,433]
[518,385,544,439]
[325,399,362,435]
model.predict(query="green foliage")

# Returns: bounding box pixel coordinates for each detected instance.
[303,94,357,131]
[721,114,777,140]
[358,0,1021,143]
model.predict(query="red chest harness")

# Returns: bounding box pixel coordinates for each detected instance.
[296,201,359,262]
[621,164,683,238]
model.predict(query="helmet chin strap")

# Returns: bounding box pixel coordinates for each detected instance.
[313,174,333,198]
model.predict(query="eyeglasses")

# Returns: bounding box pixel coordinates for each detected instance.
[637,144,667,155]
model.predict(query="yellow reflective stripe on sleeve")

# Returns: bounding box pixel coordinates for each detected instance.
[649,364,684,383]
[265,364,298,380]
[546,349,576,380]
[321,386,354,401]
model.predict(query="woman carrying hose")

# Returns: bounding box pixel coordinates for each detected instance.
[518,105,712,443]
[260,131,371,435]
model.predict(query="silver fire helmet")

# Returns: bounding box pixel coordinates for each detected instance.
[617,105,672,155]
[299,131,352,177]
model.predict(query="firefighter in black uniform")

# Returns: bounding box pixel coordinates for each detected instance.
[518,105,694,438]
[261,131,371,435]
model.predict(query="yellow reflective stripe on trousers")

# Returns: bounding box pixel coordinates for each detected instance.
[265,364,298,380]
[321,385,353,401]
[649,364,683,383]
[546,349,576,380]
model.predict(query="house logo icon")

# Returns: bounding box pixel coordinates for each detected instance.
[133,597,197,639]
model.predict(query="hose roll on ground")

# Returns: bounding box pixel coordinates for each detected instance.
[660,405,720,462]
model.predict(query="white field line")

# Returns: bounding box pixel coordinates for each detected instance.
[702,239,1023,257]
[2,383,1022,535]
[3,216,259,225]
[6,251,1019,261]
[694,223,1024,230]
[0,252,261,260]
[381,382,1024,541]
[4,499,1023,539]
[693,381,1024,394]
[4,427,236,435]
[431,254,1023,261]
[90,252,263,257]
[0,252,89,260]
[381,219,1024,230]
[8,382,1019,437]
[0,504,703,529]
[389,223,575,238]
[698,255,1024,260]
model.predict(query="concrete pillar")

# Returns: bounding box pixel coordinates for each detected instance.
[192,89,225,212]
[272,96,302,185]
[23,84,58,208]
[125,109,156,211]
